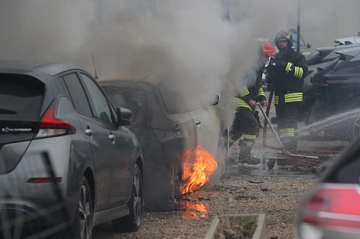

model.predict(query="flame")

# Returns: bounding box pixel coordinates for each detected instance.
[180,145,217,194]
[179,202,209,220]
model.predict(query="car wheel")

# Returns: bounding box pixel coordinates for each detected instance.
[73,177,93,239]
[169,158,182,202]
[308,104,337,140]
[112,164,143,232]
[307,108,325,138]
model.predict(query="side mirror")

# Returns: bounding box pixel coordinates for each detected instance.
[213,94,220,105]
[317,67,324,72]
[117,107,132,126]
[307,43,312,48]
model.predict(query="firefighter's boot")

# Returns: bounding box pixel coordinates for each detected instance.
[238,141,261,165]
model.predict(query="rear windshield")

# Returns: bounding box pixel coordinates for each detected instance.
[0,74,45,120]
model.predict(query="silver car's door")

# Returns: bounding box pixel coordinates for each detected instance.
[79,73,132,207]
[63,72,115,211]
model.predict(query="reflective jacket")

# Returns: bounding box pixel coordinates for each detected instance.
[236,66,266,110]
[271,48,307,105]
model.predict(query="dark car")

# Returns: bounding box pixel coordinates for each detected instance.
[298,44,360,126]
[294,135,360,238]
[306,45,360,141]
[100,78,229,210]
[0,60,144,238]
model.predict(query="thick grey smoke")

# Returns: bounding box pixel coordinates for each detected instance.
[0,0,331,128]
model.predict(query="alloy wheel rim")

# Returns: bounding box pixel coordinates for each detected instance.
[133,171,142,225]
[79,185,91,239]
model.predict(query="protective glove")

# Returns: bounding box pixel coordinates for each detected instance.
[267,57,287,70]
[265,71,276,84]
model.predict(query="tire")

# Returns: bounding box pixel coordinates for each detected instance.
[112,164,143,232]
[169,158,182,203]
[72,176,93,239]
[307,101,337,140]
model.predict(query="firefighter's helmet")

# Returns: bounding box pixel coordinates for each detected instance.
[274,30,293,49]
[259,41,275,57]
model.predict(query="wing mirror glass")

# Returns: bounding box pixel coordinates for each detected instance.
[213,94,220,105]
[117,107,132,126]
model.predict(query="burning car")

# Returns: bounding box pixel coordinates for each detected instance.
[100,77,229,210]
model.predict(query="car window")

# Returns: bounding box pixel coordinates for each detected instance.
[101,85,145,132]
[156,80,204,114]
[291,32,306,46]
[80,73,115,124]
[0,74,44,120]
[63,73,93,118]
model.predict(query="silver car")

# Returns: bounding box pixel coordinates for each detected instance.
[0,60,144,238]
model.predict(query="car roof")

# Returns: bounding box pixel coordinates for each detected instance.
[0,60,83,76]
[99,72,164,89]
[334,36,360,45]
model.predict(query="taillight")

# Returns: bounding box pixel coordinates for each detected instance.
[296,184,360,238]
[311,77,329,87]
[35,105,76,138]
[305,70,313,76]
[312,76,350,87]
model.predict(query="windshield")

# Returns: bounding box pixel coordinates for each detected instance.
[291,32,306,47]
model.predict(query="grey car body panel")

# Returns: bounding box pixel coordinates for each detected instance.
[0,61,143,229]
[0,141,31,173]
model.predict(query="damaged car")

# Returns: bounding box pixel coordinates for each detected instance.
[306,45,360,141]
[100,76,229,210]
[298,43,360,127]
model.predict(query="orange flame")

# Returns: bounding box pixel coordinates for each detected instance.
[180,145,217,194]
[179,202,209,220]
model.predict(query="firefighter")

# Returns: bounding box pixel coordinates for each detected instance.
[229,40,275,165]
[266,30,308,153]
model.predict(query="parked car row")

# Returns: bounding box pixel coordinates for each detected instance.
[0,60,229,238]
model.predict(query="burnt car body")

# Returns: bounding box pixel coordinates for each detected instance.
[100,78,229,210]
[307,45,360,141]
[294,135,360,238]
[0,60,144,238]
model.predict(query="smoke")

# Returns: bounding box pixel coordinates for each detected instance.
[0,0,326,129]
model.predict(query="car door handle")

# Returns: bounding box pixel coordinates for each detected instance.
[195,119,201,125]
[85,129,93,136]
[109,134,116,141]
